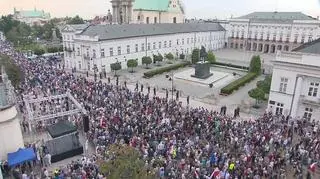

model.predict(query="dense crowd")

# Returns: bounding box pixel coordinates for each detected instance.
[0,40,319,178]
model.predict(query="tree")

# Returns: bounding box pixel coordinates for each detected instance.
[248,88,265,106]
[98,144,155,179]
[249,55,262,74]
[207,51,216,64]
[127,59,138,73]
[33,48,45,56]
[47,47,59,53]
[58,45,64,52]
[165,53,174,61]
[142,56,152,68]
[110,62,122,76]
[67,15,85,24]
[153,53,163,66]
[157,53,163,62]
[257,75,272,94]
[200,46,207,61]
[0,55,24,88]
[179,54,185,60]
[191,48,200,64]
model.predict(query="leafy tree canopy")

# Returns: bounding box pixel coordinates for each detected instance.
[207,51,216,64]
[249,55,262,74]
[98,144,155,179]
[191,48,200,64]
[165,53,174,60]
[0,55,24,88]
[248,87,265,105]
[127,59,138,72]
[257,75,272,94]
[66,15,85,24]
[142,56,152,68]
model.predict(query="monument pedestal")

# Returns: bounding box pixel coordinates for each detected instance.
[191,61,213,79]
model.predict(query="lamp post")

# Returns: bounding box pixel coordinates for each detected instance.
[166,72,174,101]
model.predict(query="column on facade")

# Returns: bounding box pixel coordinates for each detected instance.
[268,44,271,53]
[112,5,118,24]
[127,5,133,23]
[291,76,303,118]
[123,5,127,23]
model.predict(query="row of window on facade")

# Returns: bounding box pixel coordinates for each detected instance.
[66,42,223,59]
[231,31,313,43]
[231,24,317,31]
[66,36,223,58]
[63,35,75,41]
[269,100,314,120]
[279,77,319,97]
[137,16,177,24]
[64,34,224,49]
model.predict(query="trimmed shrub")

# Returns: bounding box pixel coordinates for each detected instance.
[143,61,190,78]
[212,62,249,71]
[220,73,258,95]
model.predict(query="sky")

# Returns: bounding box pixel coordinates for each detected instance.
[0,0,319,20]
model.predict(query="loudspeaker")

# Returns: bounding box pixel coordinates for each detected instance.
[83,115,90,133]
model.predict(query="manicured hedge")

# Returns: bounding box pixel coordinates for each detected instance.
[220,72,258,95]
[143,61,191,78]
[212,62,249,71]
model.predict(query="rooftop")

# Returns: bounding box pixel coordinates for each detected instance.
[15,9,50,18]
[133,0,169,11]
[133,0,183,13]
[292,38,320,55]
[236,12,315,21]
[61,24,90,32]
[79,23,225,41]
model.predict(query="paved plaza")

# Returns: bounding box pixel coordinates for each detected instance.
[174,68,235,86]
[215,48,275,74]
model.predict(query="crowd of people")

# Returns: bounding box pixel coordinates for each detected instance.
[0,40,319,178]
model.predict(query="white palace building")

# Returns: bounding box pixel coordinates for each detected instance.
[227,12,320,53]
[61,23,226,73]
[268,39,320,121]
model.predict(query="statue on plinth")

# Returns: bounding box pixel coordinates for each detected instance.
[191,61,213,79]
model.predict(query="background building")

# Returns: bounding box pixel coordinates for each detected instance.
[227,12,320,53]
[61,23,225,73]
[268,39,320,121]
[111,0,185,24]
[13,7,51,26]
[0,67,24,160]
[132,0,185,24]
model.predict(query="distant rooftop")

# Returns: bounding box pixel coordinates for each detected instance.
[61,24,90,32]
[14,8,50,19]
[236,12,315,21]
[133,0,169,11]
[79,23,225,41]
[292,38,320,55]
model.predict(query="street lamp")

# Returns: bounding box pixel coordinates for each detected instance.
[166,72,174,101]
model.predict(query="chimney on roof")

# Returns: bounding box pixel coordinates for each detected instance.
[317,16,319,20]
